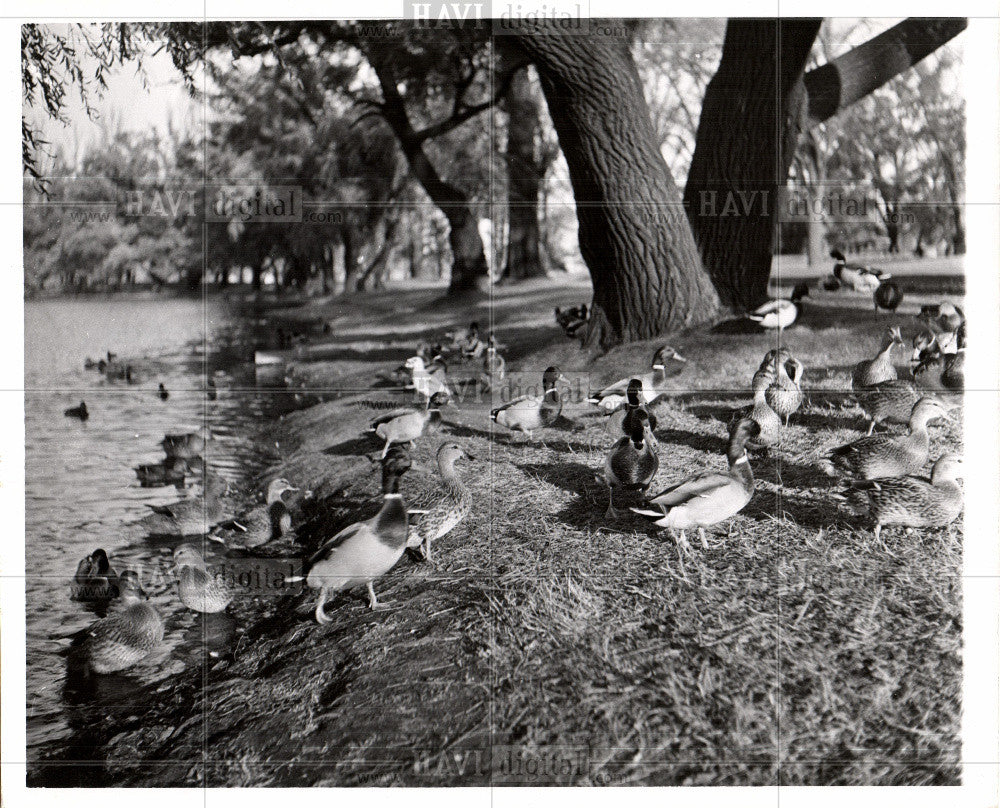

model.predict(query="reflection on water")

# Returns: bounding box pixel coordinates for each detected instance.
[25,296,300,768]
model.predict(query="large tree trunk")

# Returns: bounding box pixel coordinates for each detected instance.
[341,231,360,296]
[684,19,821,311]
[506,27,720,349]
[501,67,545,282]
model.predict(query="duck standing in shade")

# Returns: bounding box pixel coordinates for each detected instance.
[632,418,760,553]
[71,549,120,603]
[729,372,781,449]
[846,453,963,540]
[64,401,89,420]
[602,410,659,519]
[852,327,903,390]
[491,366,569,439]
[589,345,687,407]
[173,544,232,613]
[81,571,163,674]
[822,398,951,480]
[405,443,473,563]
[746,283,809,330]
[212,478,300,549]
[306,447,413,621]
[765,356,804,427]
[369,391,449,458]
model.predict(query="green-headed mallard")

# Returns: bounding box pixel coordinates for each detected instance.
[747,283,809,329]
[491,366,568,438]
[213,478,300,549]
[368,391,450,458]
[631,418,760,551]
[173,543,232,613]
[823,397,950,479]
[82,571,163,674]
[405,442,473,562]
[917,302,964,335]
[847,453,963,540]
[306,447,412,621]
[71,548,120,603]
[602,410,659,519]
[64,401,89,420]
[831,250,889,292]
[588,345,687,406]
[852,327,903,390]
[606,379,659,436]
[765,356,803,427]
[855,379,922,435]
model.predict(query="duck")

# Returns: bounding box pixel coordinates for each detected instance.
[479,341,506,392]
[404,356,452,401]
[855,379,923,435]
[135,460,187,487]
[71,549,120,603]
[206,378,218,401]
[874,280,903,313]
[845,453,963,540]
[821,274,841,291]
[161,430,208,461]
[492,366,569,438]
[173,544,232,613]
[851,327,903,390]
[81,571,163,674]
[765,356,804,427]
[746,283,809,329]
[917,302,964,335]
[830,249,888,292]
[157,383,169,401]
[460,322,485,360]
[368,391,449,458]
[631,418,760,552]
[822,398,951,480]
[606,379,659,437]
[306,447,413,621]
[212,478,300,549]
[913,348,965,392]
[911,330,940,364]
[602,410,659,519]
[405,443,473,562]
[729,372,781,448]
[64,401,89,420]
[554,305,589,338]
[133,473,232,537]
[588,345,687,407]
[751,348,792,391]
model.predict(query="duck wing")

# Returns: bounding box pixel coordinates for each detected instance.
[368,406,420,430]
[491,393,540,415]
[648,473,735,508]
[308,520,367,566]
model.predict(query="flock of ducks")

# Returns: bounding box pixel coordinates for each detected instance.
[65,352,179,423]
[66,285,964,676]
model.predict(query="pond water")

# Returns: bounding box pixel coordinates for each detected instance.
[24,295,301,773]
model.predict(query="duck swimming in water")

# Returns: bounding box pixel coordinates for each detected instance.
[173,544,232,613]
[81,571,163,674]
[64,401,89,420]
[71,548,120,603]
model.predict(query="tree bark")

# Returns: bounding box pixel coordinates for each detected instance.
[684,19,821,310]
[341,231,360,296]
[501,67,545,281]
[505,26,720,349]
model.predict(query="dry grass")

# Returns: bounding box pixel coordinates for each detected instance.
[33,270,963,787]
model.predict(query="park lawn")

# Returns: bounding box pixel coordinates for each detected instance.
[92,268,962,787]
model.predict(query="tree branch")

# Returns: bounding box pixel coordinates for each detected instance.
[804,17,967,127]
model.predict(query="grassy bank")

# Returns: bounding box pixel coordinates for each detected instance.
[39,269,963,787]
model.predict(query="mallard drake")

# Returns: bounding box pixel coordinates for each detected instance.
[911,330,940,364]
[606,379,659,436]
[765,356,803,426]
[588,345,687,407]
[830,249,888,292]
[874,280,903,313]
[855,379,922,435]
[64,401,89,420]
[852,327,903,390]
[492,366,569,438]
[213,478,300,549]
[729,373,781,448]
[173,544,232,613]
[135,474,232,536]
[368,391,449,458]
[747,283,809,329]
[135,460,187,487]
[602,410,659,519]
[405,443,473,562]
[846,453,963,540]
[161,430,208,461]
[71,549,120,603]
[81,571,163,674]
[917,302,964,335]
[631,418,760,552]
[554,305,589,338]
[822,398,950,479]
[404,356,453,401]
[306,447,412,621]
